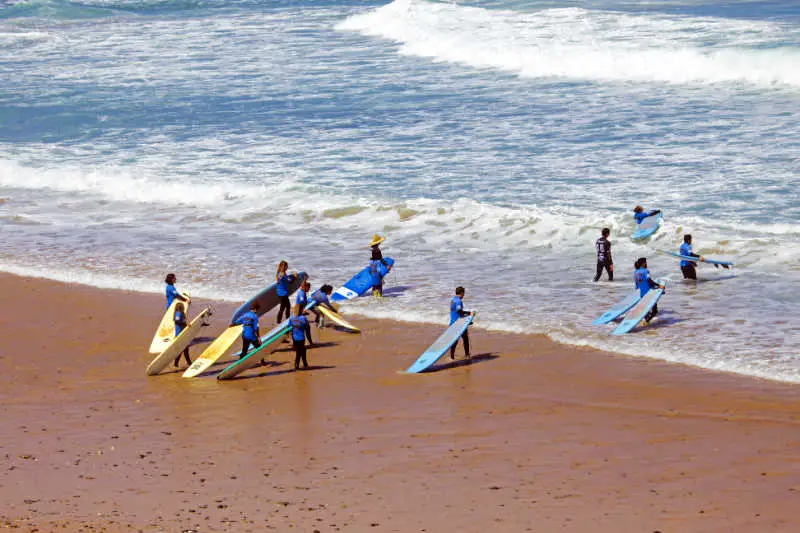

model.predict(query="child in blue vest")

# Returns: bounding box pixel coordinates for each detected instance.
[231,302,261,358]
[290,303,312,370]
[633,258,665,323]
[164,273,188,309]
[309,284,335,327]
[449,286,474,359]
[172,301,191,367]
[275,261,296,323]
[633,206,661,224]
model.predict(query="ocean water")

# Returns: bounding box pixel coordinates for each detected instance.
[1,0,798,382]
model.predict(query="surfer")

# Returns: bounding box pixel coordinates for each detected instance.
[368,234,391,297]
[275,261,297,323]
[295,280,314,344]
[172,302,191,367]
[309,284,336,327]
[633,206,661,224]
[679,234,704,280]
[290,303,312,370]
[450,286,474,359]
[231,302,261,358]
[593,228,614,282]
[634,258,665,323]
[164,273,188,308]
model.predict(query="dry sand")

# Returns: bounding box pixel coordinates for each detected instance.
[0,272,798,532]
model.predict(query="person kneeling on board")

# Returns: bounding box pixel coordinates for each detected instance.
[368,234,391,297]
[450,286,475,359]
[309,284,336,328]
[634,258,665,323]
[231,302,261,358]
[290,303,312,370]
[172,302,191,368]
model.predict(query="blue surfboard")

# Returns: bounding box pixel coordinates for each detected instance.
[611,283,666,335]
[591,290,641,325]
[231,271,307,323]
[657,250,733,268]
[632,212,662,241]
[405,313,475,373]
[331,258,394,302]
[217,320,293,380]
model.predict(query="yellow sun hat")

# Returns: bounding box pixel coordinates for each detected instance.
[368,234,385,247]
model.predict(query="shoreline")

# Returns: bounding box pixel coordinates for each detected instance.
[1,271,798,532]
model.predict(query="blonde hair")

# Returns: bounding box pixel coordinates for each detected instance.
[275,260,288,280]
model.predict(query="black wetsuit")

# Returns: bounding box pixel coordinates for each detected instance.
[594,236,613,282]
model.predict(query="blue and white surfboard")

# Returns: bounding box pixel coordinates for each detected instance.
[331,258,394,302]
[657,250,734,268]
[632,212,662,241]
[611,283,666,335]
[592,291,641,325]
[406,313,475,373]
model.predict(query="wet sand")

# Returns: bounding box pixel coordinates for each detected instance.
[0,272,798,532]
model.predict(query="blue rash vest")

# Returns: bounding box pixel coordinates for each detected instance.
[634,210,658,224]
[234,310,260,342]
[310,289,330,308]
[276,272,295,297]
[296,289,308,307]
[634,267,654,297]
[679,242,697,267]
[450,296,467,325]
[369,259,384,286]
[174,308,187,336]
[290,315,309,342]
[166,283,181,308]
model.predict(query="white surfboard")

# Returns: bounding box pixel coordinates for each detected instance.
[149,293,190,353]
[317,306,360,333]
[182,325,243,378]
[611,283,666,335]
[146,307,211,376]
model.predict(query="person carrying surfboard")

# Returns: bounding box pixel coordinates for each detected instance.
[231,302,261,358]
[172,301,192,367]
[368,234,391,297]
[164,273,188,309]
[634,258,665,323]
[679,234,704,280]
[275,261,297,323]
[450,286,474,359]
[309,284,335,328]
[290,303,312,370]
[593,227,614,282]
[633,206,661,224]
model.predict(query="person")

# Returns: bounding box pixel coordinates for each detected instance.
[290,303,312,370]
[633,205,661,225]
[593,227,614,282]
[309,284,336,327]
[679,234,704,280]
[172,301,191,367]
[275,261,296,323]
[449,286,474,360]
[231,302,261,358]
[295,280,314,344]
[164,273,188,309]
[633,258,665,323]
[368,234,391,297]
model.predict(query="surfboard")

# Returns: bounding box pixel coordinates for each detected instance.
[317,305,361,333]
[148,293,190,353]
[591,291,641,325]
[632,212,662,241]
[611,283,666,335]
[405,313,476,373]
[657,250,734,268]
[182,325,243,378]
[217,321,293,380]
[146,307,212,376]
[230,271,307,323]
[331,258,394,301]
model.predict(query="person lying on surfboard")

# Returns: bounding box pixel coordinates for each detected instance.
[164,273,189,309]
[275,260,297,324]
[309,284,336,328]
[450,286,475,360]
[634,258,665,323]
[172,302,192,368]
[368,234,391,297]
[231,302,261,359]
[633,205,661,224]
[290,303,312,370]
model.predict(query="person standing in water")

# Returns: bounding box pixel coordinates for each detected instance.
[449,286,474,360]
[172,302,191,367]
[368,234,391,297]
[290,303,312,370]
[164,273,188,309]
[594,227,614,282]
[275,261,296,323]
[231,302,261,358]
[634,258,665,323]
[679,234,704,280]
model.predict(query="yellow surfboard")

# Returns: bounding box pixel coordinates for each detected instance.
[146,307,211,376]
[182,325,243,378]
[317,306,361,333]
[149,293,190,354]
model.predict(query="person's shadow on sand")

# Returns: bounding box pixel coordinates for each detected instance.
[229,363,337,380]
[271,341,339,354]
[424,352,499,373]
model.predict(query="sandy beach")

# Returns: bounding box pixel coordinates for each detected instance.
[0,271,798,532]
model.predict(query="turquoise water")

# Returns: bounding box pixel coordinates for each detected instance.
[1,0,798,381]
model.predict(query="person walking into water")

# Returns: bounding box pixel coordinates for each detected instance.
[679,234,704,280]
[634,258,664,323]
[594,227,614,282]
[449,286,474,359]
[231,302,261,358]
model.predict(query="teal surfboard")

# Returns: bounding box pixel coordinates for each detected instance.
[657,250,733,268]
[611,283,666,335]
[632,212,662,241]
[216,320,292,380]
[591,291,641,325]
[405,313,475,373]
